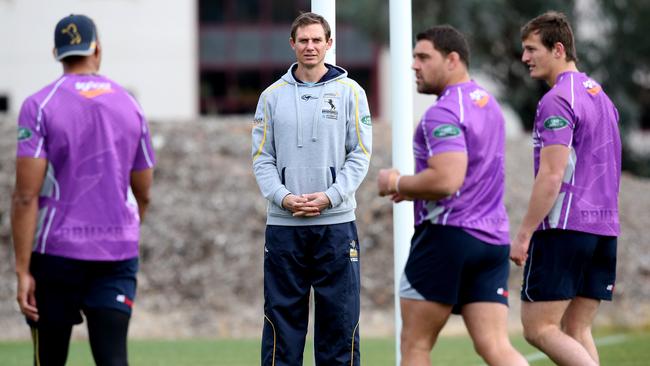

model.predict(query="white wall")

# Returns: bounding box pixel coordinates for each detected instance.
[0,0,197,121]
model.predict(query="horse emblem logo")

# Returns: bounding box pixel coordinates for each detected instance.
[62,23,82,45]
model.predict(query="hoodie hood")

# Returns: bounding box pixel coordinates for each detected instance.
[280,63,349,147]
[281,62,347,85]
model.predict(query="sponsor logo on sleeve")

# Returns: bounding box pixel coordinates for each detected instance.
[470,89,490,108]
[432,124,461,139]
[17,127,33,141]
[361,115,372,126]
[543,116,570,130]
[253,116,264,128]
[583,79,602,95]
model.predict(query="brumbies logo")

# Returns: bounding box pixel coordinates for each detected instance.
[349,240,359,262]
[61,23,82,45]
[321,98,339,120]
[432,124,461,138]
[361,115,372,126]
[18,127,33,141]
[543,116,569,130]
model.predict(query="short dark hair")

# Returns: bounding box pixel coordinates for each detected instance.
[60,55,86,66]
[415,25,470,67]
[521,11,578,63]
[290,12,331,41]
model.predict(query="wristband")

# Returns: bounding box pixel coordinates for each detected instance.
[395,175,402,194]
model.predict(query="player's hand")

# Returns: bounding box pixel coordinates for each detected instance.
[16,271,38,321]
[390,192,412,203]
[378,169,400,196]
[293,192,330,217]
[282,194,308,213]
[510,230,531,267]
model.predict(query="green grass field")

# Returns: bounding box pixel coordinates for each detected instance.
[1,330,649,365]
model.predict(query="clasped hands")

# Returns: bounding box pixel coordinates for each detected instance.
[282,192,331,217]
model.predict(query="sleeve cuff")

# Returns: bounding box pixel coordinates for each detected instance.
[272,186,292,208]
[325,186,344,208]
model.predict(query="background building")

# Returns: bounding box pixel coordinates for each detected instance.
[198,0,378,114]
[0,0,379,120]
[0,0,197,121]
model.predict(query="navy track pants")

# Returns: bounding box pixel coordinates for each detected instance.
[261,222,361,366]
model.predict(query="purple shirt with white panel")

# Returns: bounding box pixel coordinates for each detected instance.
[413,80,509,245]
[16,74,155,261]
[533,71,621,236]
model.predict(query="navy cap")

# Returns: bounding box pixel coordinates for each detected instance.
[54,14,97,61]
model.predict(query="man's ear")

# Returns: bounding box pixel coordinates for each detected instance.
[553,42,566,59]
[447,51,461,70]
[289,37,296,50]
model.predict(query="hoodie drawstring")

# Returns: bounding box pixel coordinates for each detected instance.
[294,83,303,148]
[294,83,327,147]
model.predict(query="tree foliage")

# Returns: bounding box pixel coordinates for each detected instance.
[338,0,650,175]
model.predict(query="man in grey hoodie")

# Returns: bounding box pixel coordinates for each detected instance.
[251,12,372,366]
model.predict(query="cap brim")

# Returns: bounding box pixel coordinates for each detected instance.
[55,41,96,61]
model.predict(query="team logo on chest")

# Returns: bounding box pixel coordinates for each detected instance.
[321,97,339,120]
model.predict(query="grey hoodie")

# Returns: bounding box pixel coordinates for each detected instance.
[252,63,372,226]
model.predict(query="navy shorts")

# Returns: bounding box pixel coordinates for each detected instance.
[29,253,138,326]
[521,229,617,302]
[400,223,510,314]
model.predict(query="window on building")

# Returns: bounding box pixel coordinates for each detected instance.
[198,0,377,115]
[235,0,259,22]
[199,0,225,23]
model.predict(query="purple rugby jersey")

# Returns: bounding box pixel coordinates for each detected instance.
[413,80,509,245]
[16,74,155,261]
[533,71,621,236]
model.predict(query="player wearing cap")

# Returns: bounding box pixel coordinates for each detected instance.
[510,11,621,366]
[11,14,155,366]
[378,26,528,365]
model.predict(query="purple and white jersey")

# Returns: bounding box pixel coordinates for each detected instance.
[413,80,509,245]
[533,71,621,236]
[16,74,155,261]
